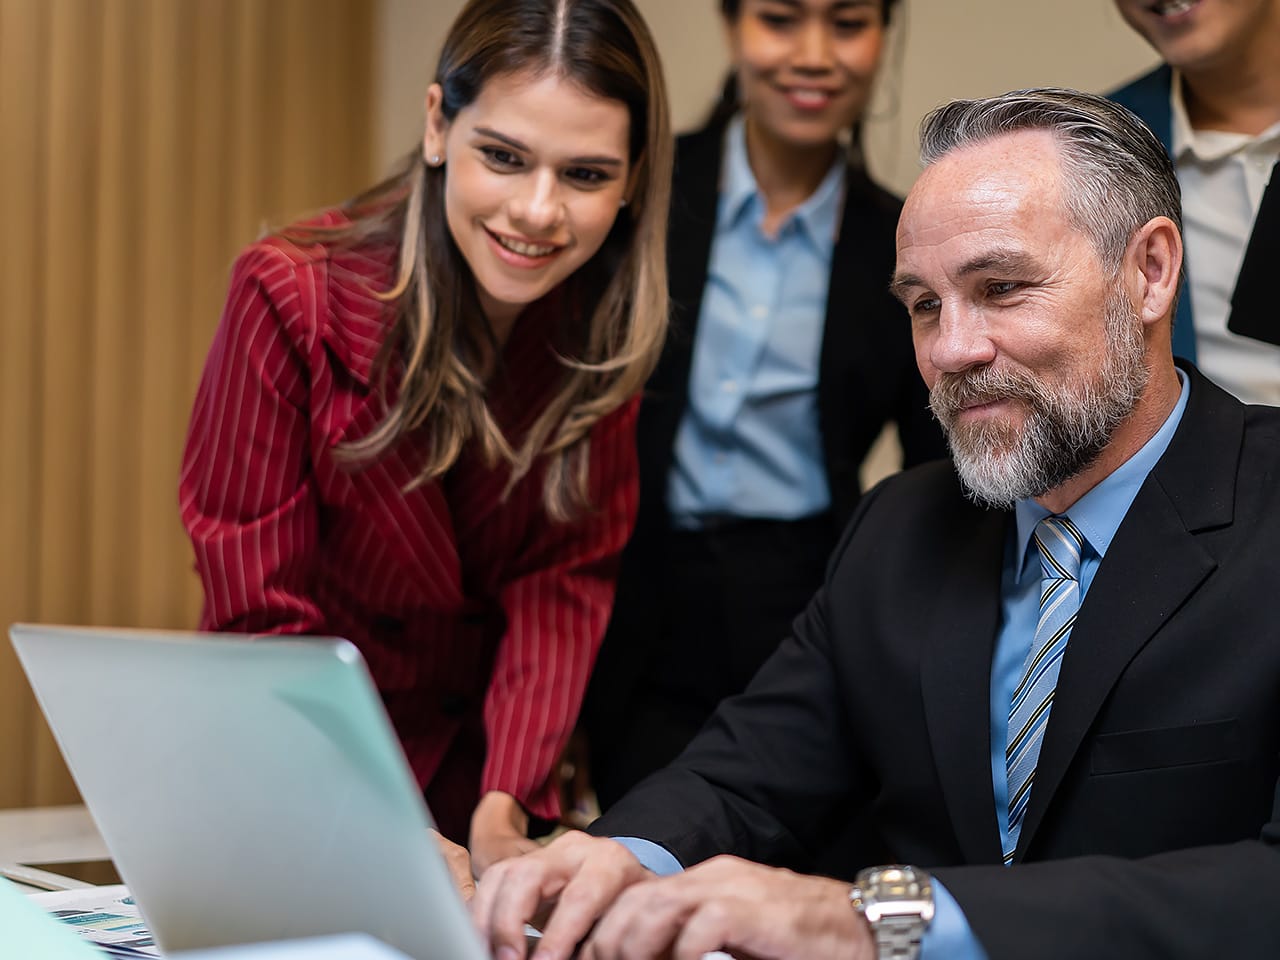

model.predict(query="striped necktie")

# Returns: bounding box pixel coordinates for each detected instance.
[1004,515,1085,864]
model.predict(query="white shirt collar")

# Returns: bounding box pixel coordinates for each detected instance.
[1170,70,1280,164]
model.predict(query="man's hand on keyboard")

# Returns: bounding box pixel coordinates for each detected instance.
[583,855,872,960]
[470,831,649,960]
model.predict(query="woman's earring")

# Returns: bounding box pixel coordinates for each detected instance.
[619,198,628,208]
[428,154,442,166]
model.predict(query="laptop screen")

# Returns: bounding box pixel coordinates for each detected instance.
[10,624,488,960]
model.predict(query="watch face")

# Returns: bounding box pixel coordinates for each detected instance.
[854,865,936,925]
[869,866,928,899]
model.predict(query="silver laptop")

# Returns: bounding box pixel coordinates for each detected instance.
[9,623,488,960]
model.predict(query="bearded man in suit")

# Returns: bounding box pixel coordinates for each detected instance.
[467,87,1280,960]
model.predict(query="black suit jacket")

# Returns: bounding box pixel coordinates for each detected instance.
[595,363,1280,958]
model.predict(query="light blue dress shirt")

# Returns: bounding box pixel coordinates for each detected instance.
[616,371,1192,959]
[990,370,1190,857]
[667,115,842,527]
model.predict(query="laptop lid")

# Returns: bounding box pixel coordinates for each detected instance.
[9,624,488,960]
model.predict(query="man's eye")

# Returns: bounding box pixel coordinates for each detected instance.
[480,146,521,168]
[913,297,941,315]
[988,281,1021,297]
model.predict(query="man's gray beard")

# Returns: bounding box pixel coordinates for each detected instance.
[929,290,1150,510]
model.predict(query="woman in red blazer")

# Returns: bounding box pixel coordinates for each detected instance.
[179,0,671,875]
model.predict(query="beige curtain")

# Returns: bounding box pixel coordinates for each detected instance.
[0,0,376,808]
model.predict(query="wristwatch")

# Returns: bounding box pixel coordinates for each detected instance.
[849,864,935,960]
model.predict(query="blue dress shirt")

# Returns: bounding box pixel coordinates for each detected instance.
[667,115,842,527]
[616,371,1192,959]
[990,370,1191,856]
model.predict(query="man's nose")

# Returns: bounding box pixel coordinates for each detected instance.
[928,304,997,374]
[509,169,564,233]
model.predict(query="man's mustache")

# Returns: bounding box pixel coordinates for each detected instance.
[930,364,1041,418]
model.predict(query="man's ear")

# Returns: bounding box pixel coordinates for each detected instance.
[1125,216,1182,328]
[422,83,448,165]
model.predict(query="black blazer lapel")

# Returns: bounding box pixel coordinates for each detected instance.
[920,507,1009,865]
[817,171,910,524]
[635,123,724,517]
[819,172,887,405]
[1227,158,1280,346]
[651,124,722,410]
[1016,364,1240,857]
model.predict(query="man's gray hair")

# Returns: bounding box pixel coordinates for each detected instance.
[919,87,1181,274]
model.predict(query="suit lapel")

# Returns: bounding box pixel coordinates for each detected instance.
[1227,159,1280,346]
[654,125,722,407]
[1016,365,1241,856]
[318,283,464,608]
[1015,481,1216,855]
[921,505,1008,864]
[1120,65,1174,154]
[817,172,889,453]
[636,124,723,508]
[335,395,464,608]
[817,172,865,397]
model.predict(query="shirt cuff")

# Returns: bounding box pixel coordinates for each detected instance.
[609,837,683,876]
[921,878,989,959]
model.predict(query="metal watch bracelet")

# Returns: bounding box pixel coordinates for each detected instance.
[849,865,934,960]
[868,914,927,960]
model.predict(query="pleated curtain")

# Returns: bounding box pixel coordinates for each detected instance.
[0,0,376,807]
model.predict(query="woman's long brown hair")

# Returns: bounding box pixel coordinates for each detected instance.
[289,0,671,521]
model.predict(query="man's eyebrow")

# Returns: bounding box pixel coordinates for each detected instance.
[888,272,927,302]
[472,126,624,167]
[890,250,1041,301]
[955,250,1039,278]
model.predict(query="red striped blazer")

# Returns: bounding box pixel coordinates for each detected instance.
[179,216,640,831]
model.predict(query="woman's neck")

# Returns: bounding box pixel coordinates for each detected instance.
[471,293,523,383]
[742,117,840,236]
[489,311,519,350]
[1181,42,1280,135]
[478,290,521,349]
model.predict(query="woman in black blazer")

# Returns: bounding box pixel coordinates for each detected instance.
[585,0,945,809]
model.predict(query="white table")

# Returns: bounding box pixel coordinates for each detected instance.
[0,804,110,890]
